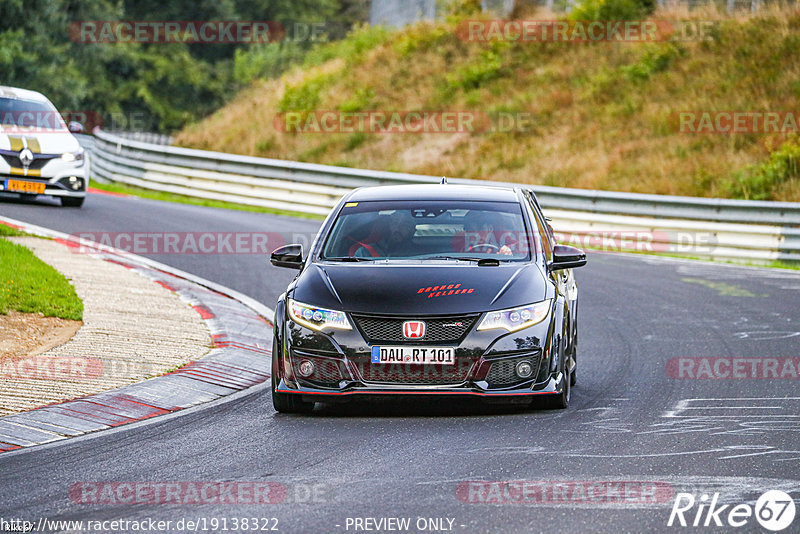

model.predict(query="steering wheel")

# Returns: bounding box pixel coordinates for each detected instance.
[468,243,500,253]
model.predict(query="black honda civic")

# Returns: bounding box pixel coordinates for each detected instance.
[269,184,586,413]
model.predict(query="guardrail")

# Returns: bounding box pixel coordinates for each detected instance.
[110,131,174,145]
[85,129,800,264]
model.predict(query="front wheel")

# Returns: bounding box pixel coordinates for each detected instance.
[61,196,84,208]
[543,371,571,410]
[569,338,577,386]
[272,384,315,414]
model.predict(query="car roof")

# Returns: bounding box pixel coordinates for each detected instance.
[0,86,50,102]
[346,184,522,203]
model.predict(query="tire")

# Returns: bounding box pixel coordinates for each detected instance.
[271,337,314,414]
[544,371,570,410]
[548,333,572,409]
[569,337,577,386]
[569,303,579,387]
[61,196,84,208]
[272,381,315,414]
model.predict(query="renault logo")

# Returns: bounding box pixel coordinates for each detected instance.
[19,148,33,169]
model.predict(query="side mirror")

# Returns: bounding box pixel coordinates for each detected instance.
[270,244,304,270]
[550,244,586,271]
[68,121,84,134]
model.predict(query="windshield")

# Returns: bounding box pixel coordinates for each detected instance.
[321,200,533,262]
[0,97,65,130]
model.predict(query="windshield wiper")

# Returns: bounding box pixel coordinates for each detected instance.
[324,256,377,262]
[425,256,502,265]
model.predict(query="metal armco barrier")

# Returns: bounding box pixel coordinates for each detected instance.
[85,129,800,264]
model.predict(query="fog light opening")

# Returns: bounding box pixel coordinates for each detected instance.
[515,360,533,379]
[68,176,83,190]
[298,360,315,378]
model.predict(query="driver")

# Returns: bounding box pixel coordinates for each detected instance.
[354,212,416,258]
[464,212,513,255]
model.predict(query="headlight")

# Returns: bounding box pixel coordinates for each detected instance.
[477,299,551,333]
[288,299,351,331]
[61,149,84,163]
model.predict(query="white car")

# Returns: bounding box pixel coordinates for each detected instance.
[0,86,89,207]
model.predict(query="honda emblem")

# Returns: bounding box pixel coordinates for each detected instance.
[402,321,426,339]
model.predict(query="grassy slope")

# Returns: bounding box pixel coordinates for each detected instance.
[175,6,800,201]
[0,231,83,321]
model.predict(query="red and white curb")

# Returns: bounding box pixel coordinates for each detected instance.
[0,216,274,453]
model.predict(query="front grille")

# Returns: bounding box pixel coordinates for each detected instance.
[486,354,540,388]
[357,359,475,385]
[352,314,478,343]
[1,153,59,170]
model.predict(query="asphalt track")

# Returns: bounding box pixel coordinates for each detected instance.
[1,192,800,533]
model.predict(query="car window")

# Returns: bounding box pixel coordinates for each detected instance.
[0,97,64,130]
[524,191,553,262]
[321,200,531,261]
[532,195,556,244]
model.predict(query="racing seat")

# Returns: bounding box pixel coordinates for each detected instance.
[346,217,388,257]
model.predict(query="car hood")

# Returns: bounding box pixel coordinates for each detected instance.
[0,129,79,154]
[292,262,547,315]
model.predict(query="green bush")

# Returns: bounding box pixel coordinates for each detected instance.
[441,0,483,17]
[726,136,800,200]
[234,42,307,84]
[446,44,507,92]
[0,0,368,133]
[278,73,336,112]
[621,45,682,82]
[345,132,368,151]
[569,0,655,21]
[394,23,450,57]
[339,87,376,112]
[303,25,392,68]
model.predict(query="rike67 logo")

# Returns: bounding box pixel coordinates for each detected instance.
[668,490,796,531]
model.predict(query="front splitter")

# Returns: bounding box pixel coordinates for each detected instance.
[276,374,565,403]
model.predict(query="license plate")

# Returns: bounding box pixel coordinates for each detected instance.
[371,346,455,365]
[6,179,45,194]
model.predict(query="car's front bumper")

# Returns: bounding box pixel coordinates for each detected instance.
[0,162,88,199]
[273,293,569,404]
[275,373,566,404]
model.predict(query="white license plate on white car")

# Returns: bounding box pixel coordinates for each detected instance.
[371,346,455,365]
